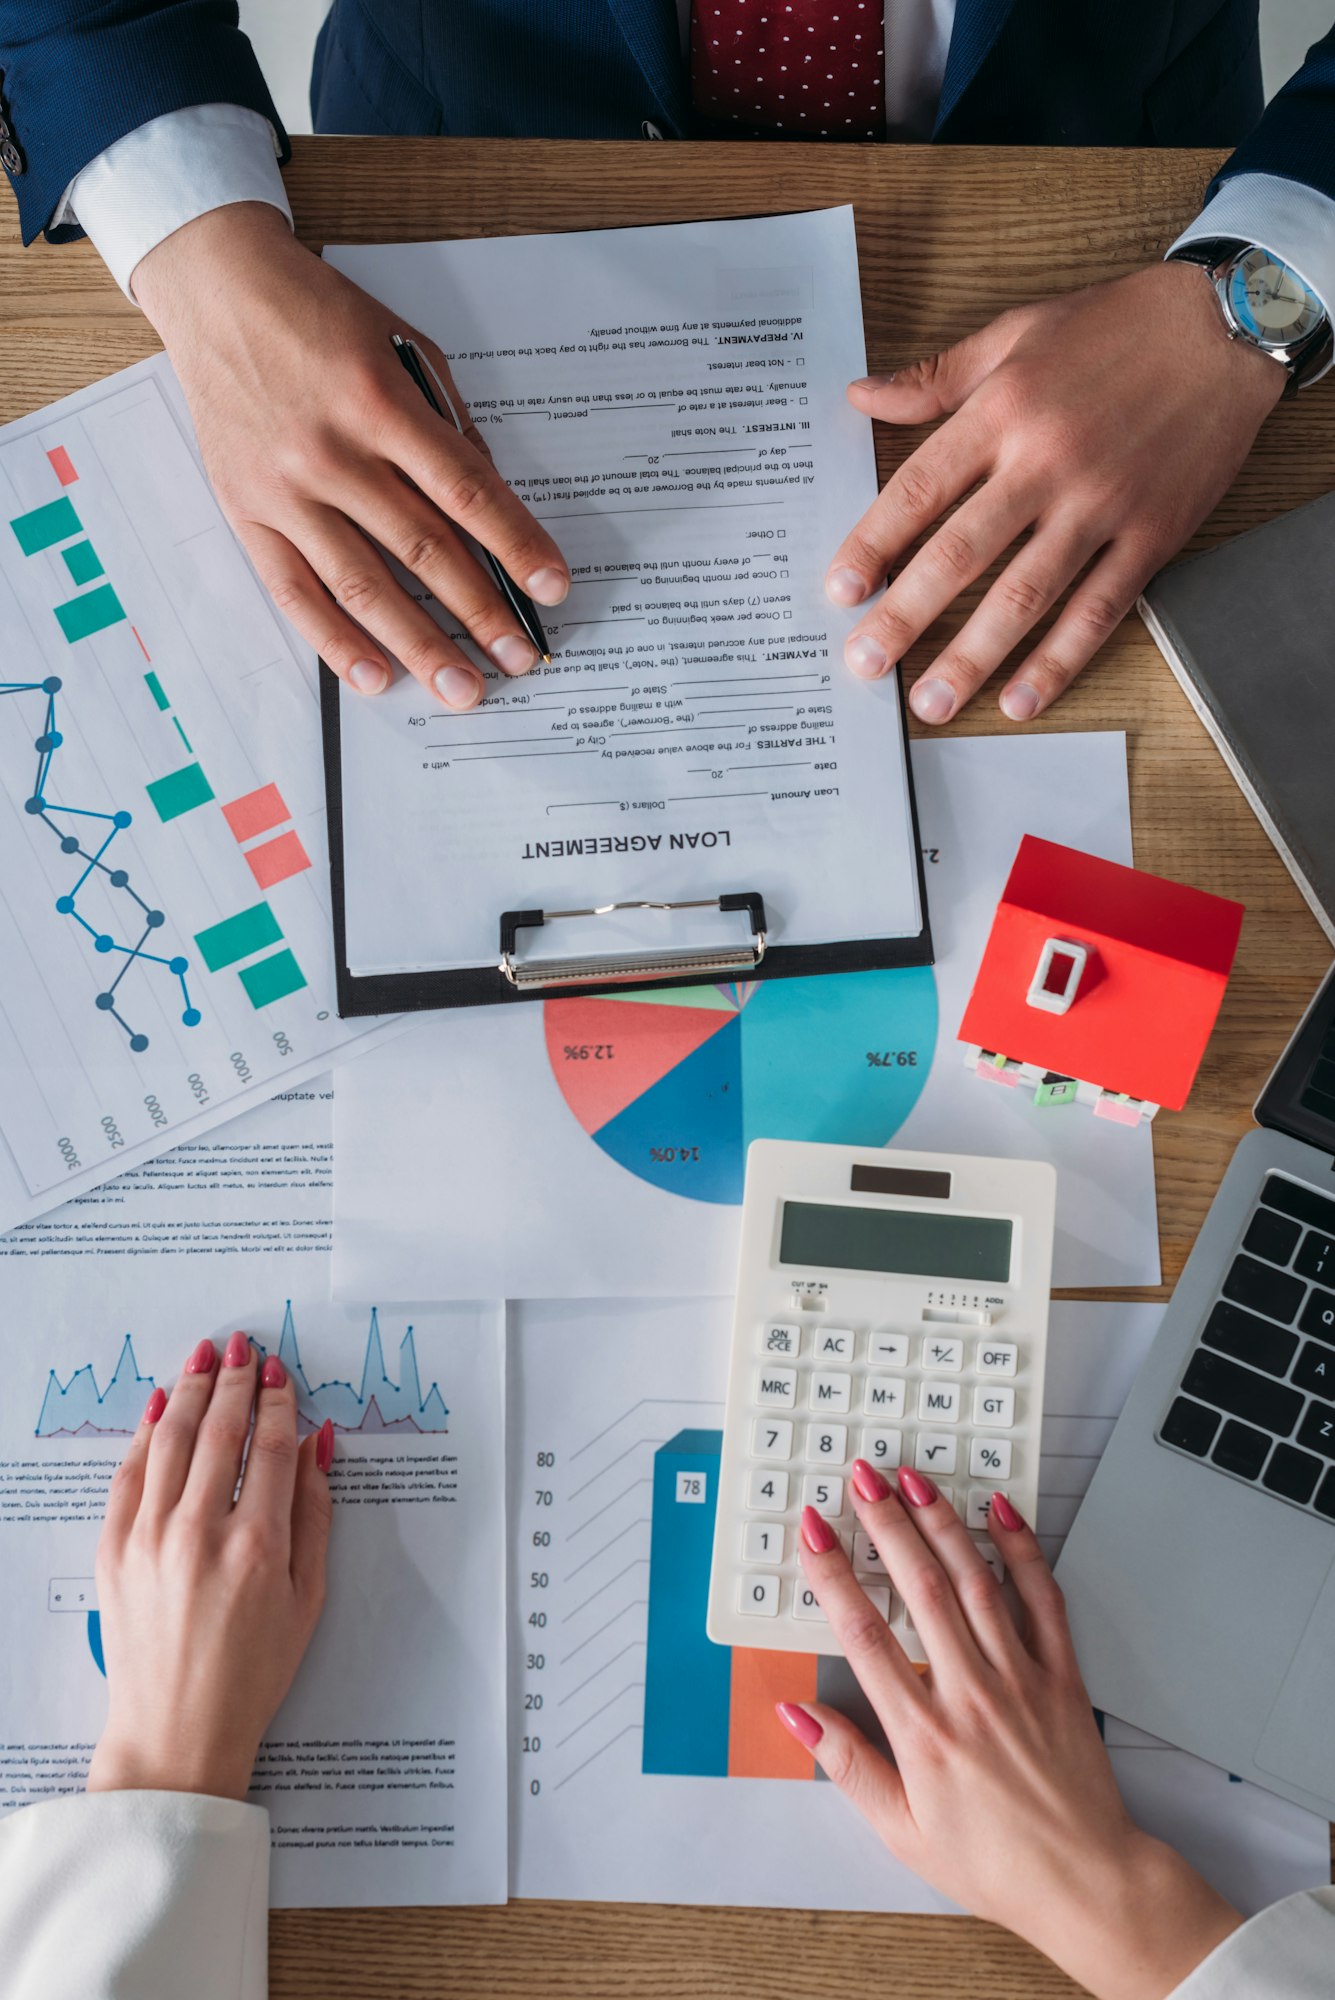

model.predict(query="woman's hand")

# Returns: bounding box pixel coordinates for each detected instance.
[781,1463,1244,2000]
[825,261,1285,723]
[86,1332,333,1803]
[132,204,571,713]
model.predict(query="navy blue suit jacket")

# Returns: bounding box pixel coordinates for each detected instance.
[2,1,1333,246]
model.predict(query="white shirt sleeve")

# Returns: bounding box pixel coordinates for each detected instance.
[0,1791,270,2000]
[1170,171,1335,381]
[1168,1887,1335,1998]
[52,103,292,304]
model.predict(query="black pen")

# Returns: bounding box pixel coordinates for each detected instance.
[390,332,552,663]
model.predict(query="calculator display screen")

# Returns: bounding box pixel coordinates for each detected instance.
[778,1202,1013,1282]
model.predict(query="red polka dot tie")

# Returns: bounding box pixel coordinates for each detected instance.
[690,0,886,140]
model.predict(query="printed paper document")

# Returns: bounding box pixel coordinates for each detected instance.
[324,208,922,975]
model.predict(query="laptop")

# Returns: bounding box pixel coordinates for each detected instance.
[1056,963,1335,1819]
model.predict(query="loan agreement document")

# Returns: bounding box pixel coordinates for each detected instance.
[325,208,922,976]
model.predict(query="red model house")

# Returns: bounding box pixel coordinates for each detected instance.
[958,836,1244,1126]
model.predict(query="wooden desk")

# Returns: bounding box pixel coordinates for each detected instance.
[4,137,1332,1998]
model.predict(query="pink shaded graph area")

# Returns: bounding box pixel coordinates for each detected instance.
[222,781,289,842]
[245,828,312,889]
[46,445,78,486]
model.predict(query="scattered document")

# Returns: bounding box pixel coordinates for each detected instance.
[507,1298,1329,1914]
[324,208,924,979]
[0,359,400,1235]
[333,731,1160,1298]
[0,1085,508,1909]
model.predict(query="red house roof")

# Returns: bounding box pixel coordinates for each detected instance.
[958,836,1244,1111]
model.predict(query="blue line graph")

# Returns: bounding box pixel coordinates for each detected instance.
[2,675,199,1052]
[35,1305,450,1438]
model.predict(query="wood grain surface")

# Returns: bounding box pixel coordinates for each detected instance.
[3,137,1331,1998]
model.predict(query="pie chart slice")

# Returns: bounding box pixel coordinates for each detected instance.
[544,968,937,1207]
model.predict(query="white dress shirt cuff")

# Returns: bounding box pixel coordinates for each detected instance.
[54,103,292,304]
[1168,1886,1335,1998]
[1170,171,1335,382]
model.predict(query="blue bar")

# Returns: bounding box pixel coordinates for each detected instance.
[642,1429,731,1777]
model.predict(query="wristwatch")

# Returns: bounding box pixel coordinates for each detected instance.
[1166,236,1332,394]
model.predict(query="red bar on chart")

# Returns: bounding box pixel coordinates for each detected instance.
[46,446,78,486]
[222,782,289,843]
[244,829,312,890]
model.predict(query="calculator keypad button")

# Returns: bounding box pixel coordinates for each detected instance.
[860,1584,892,1621]
[756,1366,798,1408]
[966,1487,995,1531]
[809,1370,852,1414]
[860,1426,902,1469]
[864,1378,906,1419]
[751,1416,794,1460]
[976,1545,1005,1582]
[970,1437,1012,1480]
[921,1336,965,1371]
[915,1432,957,1474]
[747,1468,789,1511]
[852,1530,886,1574]
[762,1322,801,1357]
[868,1332,909,1368]
[806,1423,847,1463]
[978,1343,1018,1376]
[813,1328,854,1360]
[973,1385,1015,1427]
[792,1584,826,1621]
[802,1473,843,1516]
[738,1574,780,1616]
[918,1380,961,1423]
[742,1520,786,1563]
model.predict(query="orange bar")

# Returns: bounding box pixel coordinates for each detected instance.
[223,782,289,843]
[245,828,312,890]
[727,1647,818,1779]
[47,445,78,486]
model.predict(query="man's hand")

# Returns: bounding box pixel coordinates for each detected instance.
[825,261,1286,722]
[133,203,570,712]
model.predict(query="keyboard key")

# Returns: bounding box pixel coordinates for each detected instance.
[742,1520,785,1564]
[921,1336,964,1372]
[747,1468,789,1511]
[756,1365,797,1408]
[852,1530,886,1573]
[813,1328,854,1360]
[976,1545,1005,1581]
[1200,1301,1299,1377]
[864,1378,906,1420]
[970,1436,1012,1480]
[867,1331,909,1368]
[978,1343,1018,1376]
[1180,1350,1303,1436]
[1299,1289,1335,1341]
[918,1380,961,1423]
[1221,1254,1305,1325]
[802,1473,844,1516]
[1293,1343,1335,1397]
[809,1370,852,1414]
[1295,1400,1335,1461]
[1261,1175,1335,1235]
[1243,1208,1302,1266]
[859,1584,892,1621]
[860,1427,902,1470]
[762,1322,801,1357]
[1160,1396,1220,1457]
[751,1417,793,1460]
[915,1432,958,1474]
[806,1423,847,1463]
[738,1573,780,1617]
[1262,1443,1323,1505]
[973,1385,1015,1427]
[1210,1419,1271,1480]
[966,1487,996,1530]
[792,1583,827,1621]
[1296,1233,1335,1285]
[1315,1468,1335,1521]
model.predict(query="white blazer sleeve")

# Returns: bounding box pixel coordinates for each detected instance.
[1169,1887,1335,1998]
[0,1792,270,2000]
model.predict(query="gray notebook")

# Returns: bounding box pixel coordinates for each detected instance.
[1138,490,1335,946]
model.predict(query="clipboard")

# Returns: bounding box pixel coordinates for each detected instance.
[320,662,934,1017]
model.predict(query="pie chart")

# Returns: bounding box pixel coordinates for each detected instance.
[544,968,938,1206]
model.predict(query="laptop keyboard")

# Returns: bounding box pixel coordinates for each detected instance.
[1158,1174,1335,1519]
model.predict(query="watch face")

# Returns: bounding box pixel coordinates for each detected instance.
[1227,246,1325,346]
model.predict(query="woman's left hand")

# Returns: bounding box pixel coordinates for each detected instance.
[781,1463,1243,2000]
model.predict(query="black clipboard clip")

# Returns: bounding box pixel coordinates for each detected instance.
[499,892,767,992]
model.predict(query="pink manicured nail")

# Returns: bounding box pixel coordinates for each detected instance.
[316,1418,335,1475]
[776,1701,824,1750]
[897,1468,938,1509]
[185,1338,216,1375]
[223,1331,251,1369]
[801,1504,837,1554]
[143,1387,168,1425]
[851,1457,892,1503]
[990,1490,1025,1531]
[260,1355,286,1390]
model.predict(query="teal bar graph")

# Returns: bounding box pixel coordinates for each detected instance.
[642,1430,731,1777]
[194,902,283,972]
[61,540,105,586]
[55,584,126,643]
[10,495,80,555]
[239,948,307,1009]
[145,761,215,823]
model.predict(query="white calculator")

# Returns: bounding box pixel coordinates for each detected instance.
[706,1141,1057,1658]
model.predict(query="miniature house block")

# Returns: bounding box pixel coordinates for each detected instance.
[958,836,1244,1114]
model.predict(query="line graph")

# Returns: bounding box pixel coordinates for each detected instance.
[35,1303,450,1438]
[2,674,198,1051]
